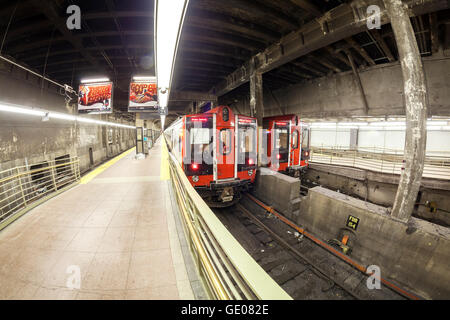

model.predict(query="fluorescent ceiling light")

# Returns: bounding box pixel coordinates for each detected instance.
[133,76,157,81]
[155,0,189,107]
[0,102,135,129]
[161,115,166,129]
[426,121,448,126]
[50,113,77,121]
[338,122,368,126]
[369,121,405,127]
[80,78,110,84]
[0,103,46,117]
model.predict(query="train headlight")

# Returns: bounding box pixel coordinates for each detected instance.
[248,170,253,176]
[192,175,199,182]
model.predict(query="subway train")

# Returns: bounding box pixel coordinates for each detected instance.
[262,114,310,176]
[165,106,257,207]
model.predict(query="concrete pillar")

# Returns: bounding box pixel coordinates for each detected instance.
[350,128,358,150]
[250,62,264,166]
[383,0,428,221]
[250,71,264,122]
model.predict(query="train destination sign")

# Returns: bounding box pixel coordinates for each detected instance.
[78,82,113,114]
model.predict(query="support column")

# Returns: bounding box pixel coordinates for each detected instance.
[250,62,264,166]
[383,0,428,221]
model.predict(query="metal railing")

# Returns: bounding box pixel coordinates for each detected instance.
[310,146,450,180]
[164,138,291,300]
[0,157,80,229]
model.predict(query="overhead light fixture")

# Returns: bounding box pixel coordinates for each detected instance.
[0,103,46,117]
[133,76,157,81]
[0,101,135,129]
[80,78,110,84]
[154,0,189,129]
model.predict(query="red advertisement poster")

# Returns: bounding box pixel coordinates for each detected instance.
[78,82,113,114]
[128,80,158,112]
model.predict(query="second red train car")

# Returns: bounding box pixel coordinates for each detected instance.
[262,114,310,176]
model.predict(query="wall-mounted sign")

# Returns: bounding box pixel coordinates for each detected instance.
[78,82,113,114]
[346,215,360,231]
[128,79,158,112]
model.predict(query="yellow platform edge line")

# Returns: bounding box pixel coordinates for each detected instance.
[160,139,170,181]
[80,146,136,184]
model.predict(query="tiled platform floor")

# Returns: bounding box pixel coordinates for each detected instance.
[0,139,194,299]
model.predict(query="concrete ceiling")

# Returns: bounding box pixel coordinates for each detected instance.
[0,0,449,114]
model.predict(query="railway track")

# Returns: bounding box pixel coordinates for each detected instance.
[214,196,405,300]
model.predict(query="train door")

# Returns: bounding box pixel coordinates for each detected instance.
[301,124,311,166]
[290,125,300,166]
[271,121,290,170]
[214,114,235,180]
[236,116,257,176]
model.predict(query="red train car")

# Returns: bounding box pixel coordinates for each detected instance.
[263,114,310,176]
[165,106,257,207]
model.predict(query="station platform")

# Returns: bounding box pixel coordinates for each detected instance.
[0,139,196,299]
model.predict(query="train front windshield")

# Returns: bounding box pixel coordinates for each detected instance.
[274,123,289,163]
[237,119,257,171]
[184,116,214,176]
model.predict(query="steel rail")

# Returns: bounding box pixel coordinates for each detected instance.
[236,203,362,300]
[245,193,422,300]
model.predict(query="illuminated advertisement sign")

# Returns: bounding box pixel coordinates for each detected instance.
[128,79,158,112]
[78,82,113,114]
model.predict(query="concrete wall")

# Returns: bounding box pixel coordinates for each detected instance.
[252,167,301,220]
[299,186,450,300]
[263,55,450,118]
[305,163,450,227]
[0,60,136,174]
[310,128,450,156]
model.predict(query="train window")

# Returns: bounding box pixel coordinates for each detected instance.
[276,128,289,150]
[219,129,232,155]
[301,127,309,149]
[190,128,210,145]
[292,130,299,149]
[239,127,256,153]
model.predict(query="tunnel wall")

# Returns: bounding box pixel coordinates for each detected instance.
[263,55,450,118]
[0,61,136,174]
[309,128,450,156]
[298,186,450,300]
[252,168,301,219]
[305,163,450,227]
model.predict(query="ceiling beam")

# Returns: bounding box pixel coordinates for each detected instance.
[324,46,352,67]
[181,28,264,51]
[212,0,448,97]
[30,0,107,75]
[369,29,395,62]
[192,0,299,31]
[289,0,322,17]
[309,53,342,73]
[7,30,153,54]
[291,61,326,77]
[169,91,218,102]
[18,44,153,62]
[186,9,279,43]
[429,12,439,54]
[345,37,375,66]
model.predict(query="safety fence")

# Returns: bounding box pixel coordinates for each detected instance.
[0,157,80,230]
[165,137,291,300]
[310,146,450,180]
